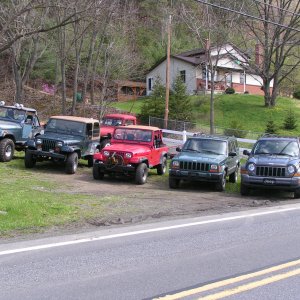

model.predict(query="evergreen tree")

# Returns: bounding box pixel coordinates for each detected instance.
[283,109,297,130]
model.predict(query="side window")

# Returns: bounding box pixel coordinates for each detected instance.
[93,122,100,137]
[180,70,186,83]
[125,120,134,126]
[86,123,93,138]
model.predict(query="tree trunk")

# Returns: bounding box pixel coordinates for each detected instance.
[210,79,215,134]
[12,58,23,103]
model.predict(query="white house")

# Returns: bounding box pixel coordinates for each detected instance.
[146,43,272,96]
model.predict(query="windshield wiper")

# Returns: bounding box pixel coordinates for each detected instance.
[273,152,293,157]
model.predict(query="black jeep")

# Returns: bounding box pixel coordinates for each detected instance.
[25,116,100,174]
[241,135,300,198]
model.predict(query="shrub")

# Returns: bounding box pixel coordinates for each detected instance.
[224,120,247,138]
[293,87,300,99]
[265,120,278,134]
[244,91,249,94]
[283,109,297,130]
[225,87,235,94]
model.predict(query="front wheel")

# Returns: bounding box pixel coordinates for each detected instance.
[65,152,78,174]
[240,183,250,196]
[294,189,300,199]
[135,163,148,185]
[0,138,15,162]
[215,173,226,191]
[93,164,104,180]
[169,177,180,189]
[229,166,239,183]
[24,150,36,168]
[157,156,167,175]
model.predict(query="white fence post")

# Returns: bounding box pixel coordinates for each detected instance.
[183,130,187,143]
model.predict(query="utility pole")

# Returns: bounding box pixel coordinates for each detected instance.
[164,14,172,129]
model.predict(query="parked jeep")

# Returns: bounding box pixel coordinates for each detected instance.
[25,116,100,174]
[241,135,300,198]
[0,101,42,162]
[100,113,137,149]
[169,134,240,191]
[93,125,168,184]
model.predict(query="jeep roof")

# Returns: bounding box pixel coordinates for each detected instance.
[50,116,99,123]
[103,113,136,120]
[257,134,299,142]
[191,133,237,141]
[116,125,161,131]
[0,102,37,113]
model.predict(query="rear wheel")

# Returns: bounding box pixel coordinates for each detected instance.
[157,156,167,175]
[87,156,93,168]
[229,166,239,183]
[215,173,226,191]
[65,152,78,174]
[135,163,148,185]
[0,138,15,162]
[93,164,104,180]
[24,150,36,168]
[169,177,180,189]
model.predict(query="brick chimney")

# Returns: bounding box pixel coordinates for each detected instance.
[255,43,264,66]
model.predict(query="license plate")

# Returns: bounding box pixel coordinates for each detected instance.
[263,178,275,185]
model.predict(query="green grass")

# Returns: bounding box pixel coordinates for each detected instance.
[111,94,300,137]
[0,153,121,236]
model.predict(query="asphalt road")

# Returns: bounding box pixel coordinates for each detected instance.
[1,204,300,300]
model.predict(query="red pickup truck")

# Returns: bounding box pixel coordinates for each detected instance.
[93,125,169,184]
[100,113,136,148]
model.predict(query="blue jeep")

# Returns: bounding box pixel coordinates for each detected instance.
[0,101,42,162]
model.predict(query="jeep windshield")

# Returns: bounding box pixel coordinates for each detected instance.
[45,119,85,136]
[0,107,26,123]
[101,118,123,126]
[113,128,152,142]
[253,140,300,156]
[182,139,227,155]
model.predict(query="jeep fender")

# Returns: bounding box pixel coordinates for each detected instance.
[0,133,15,143]
[160,152,168,163]
[131,157,148,167]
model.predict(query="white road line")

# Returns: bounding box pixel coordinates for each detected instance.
[1,206,300,256]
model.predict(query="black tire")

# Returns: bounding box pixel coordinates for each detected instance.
[157,156,167,175]
[24,150,36,168]
[0,138,15,162]
[169,177,180,189]
[100,139,110,149]
[93,164,104,180]
[65,152,78,174]
[229,166,239,183]
[215,172,226,191]
[294,189,300,199]
[240,183,250,196]
[135,163,148,185]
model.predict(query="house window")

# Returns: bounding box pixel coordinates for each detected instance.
[148,78,153,91]
[202,68,207,79]
[180,70,186,83]
[240,72,245,84]
[226,73,232,85]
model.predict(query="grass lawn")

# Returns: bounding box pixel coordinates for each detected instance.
[110,94,300,137]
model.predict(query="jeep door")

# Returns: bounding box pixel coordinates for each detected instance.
[227,140,238,174]
[151,130,163,166]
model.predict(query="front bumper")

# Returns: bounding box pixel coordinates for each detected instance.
[241,174,300,191]
[169,169,223,182]
[94,161,136,174]
[27,149,66,160]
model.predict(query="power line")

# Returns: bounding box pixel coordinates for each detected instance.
[194,0,300,33]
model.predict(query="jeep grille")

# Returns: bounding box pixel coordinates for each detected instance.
[180,161,210,172]
[41,139,56,151]
[256,166,286,177]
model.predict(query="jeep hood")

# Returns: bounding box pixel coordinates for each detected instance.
[104,143,151,155]
[176,152,226,164]
[249,155,298,166]
[0,120,21,130]
[41,132,82,145]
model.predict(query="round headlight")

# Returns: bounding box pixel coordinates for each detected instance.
[172,160,180,167]
[248,163,255,172]
[103,151,110,157]
[125,153,132,158]
[56,141,63,147]
[210,164,218,170]
[36,138,42,145]
[287,165,296,174]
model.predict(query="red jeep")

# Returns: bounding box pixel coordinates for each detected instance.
[93,125,169,184]
[100,113,137,149]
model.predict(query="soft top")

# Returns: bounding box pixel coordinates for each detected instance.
[1,105,37,113]
[104,113,136,120]
[50,115,99,124]
[116,125,161,131]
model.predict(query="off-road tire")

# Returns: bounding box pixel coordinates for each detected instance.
[294,189,300,199]
[215,172,226,192]
[169,177,180,189]
[24,150,36,168]
[87,156,94,168]
[93,164,104,180]
[240,183,250,196]
[0,138,15,162]
[135,163,148,185]
[100,139,110,149]
[65,152,78,174]
[229,166,239,183]
[157,156,167,175]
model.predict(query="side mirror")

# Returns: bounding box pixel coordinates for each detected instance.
[176,147,181,152]
[229,152,237,157]
[243,149,250,156]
